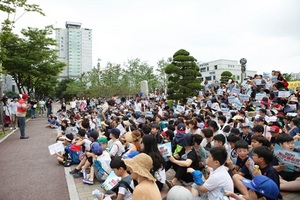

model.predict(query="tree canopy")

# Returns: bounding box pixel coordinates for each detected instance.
[165,49,202,101]
[220,71,233,84]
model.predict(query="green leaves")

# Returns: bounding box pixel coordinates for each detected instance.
[165,49,202,101]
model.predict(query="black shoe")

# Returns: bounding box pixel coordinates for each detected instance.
[73,172,83,178]
[69,168,80,174]
[20,136,29,139]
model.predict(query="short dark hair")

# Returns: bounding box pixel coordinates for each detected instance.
[253,146,273,164]
[291,118,300,126]
[218,115,227,123]
[110,156,126,170]
[210,147,227,165]
[227,133,240,143]
[151,123,160,129]
[201,128,213,138]
[277,134,294,144]
[192,134,203,145]
[78,129,86,137]
[235,140,249,150]
[213,134,226,145]
[251,135,271,147]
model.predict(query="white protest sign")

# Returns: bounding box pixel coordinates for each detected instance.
[255,93,265,101]
[239,94,250,102]
[101,171,121,191]
[231,88,240,95]
[217,89,223,95]
[273,144,300,173]
[255,79,262,85]
[228,96,235,103]
[221,108,230,117]
[158,142,172,161]
[48,142,65,155]
[278,91,290,98]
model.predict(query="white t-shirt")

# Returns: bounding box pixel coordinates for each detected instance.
[203,165,234,200]
[83,138,92,151]
[108,139,124,156]
[9,101,18,115]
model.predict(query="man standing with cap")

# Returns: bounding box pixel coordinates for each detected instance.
[17,93,30,139]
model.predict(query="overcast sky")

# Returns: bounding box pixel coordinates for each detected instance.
[12,0,300,74]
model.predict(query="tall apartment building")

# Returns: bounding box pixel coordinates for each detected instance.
[199,59,257,83]
[56,22,92,78]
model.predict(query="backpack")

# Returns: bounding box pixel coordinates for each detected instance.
[109,180,134,195]
[283,79,289,88]
[94,159,111,181]
[64,144,83,166]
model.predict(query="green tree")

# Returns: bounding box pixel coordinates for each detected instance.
[156,57,172,94]
[220,71,233,84]
[283,73,292,81]
[165,49,202,101]
[2,26,65,94]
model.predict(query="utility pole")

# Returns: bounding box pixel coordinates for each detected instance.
[240,58,247,82]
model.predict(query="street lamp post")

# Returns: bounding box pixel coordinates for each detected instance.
[240,58,247,82]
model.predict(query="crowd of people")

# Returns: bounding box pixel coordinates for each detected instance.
[44,70,300,199]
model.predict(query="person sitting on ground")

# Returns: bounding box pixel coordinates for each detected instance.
[225,175,279,200]
[46,116,60,129]
[69,129,92,176]
[123,153,161,200]
[272,134,300,192]
[56,133,74,164]
[107,128,124,158]
[233,146,280,199]
[167,133,201,188]
[93,156,134,200]
[187,147,234,200]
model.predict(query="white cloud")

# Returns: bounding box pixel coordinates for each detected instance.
[8,0,300,74]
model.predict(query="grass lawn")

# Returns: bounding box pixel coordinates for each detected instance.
[0,129,13,139]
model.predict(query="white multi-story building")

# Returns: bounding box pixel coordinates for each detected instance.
[199,59,257,83]
[56,22,92,78]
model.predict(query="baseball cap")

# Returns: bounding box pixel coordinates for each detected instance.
[108,128,121,138]
[240,123,250,128]
[254,116,265,122]
[177,123,186,134]
[269,126,280,133]
[91,142,103,156]
[22,93,29,99]
[242,175,279,200]
[89,131,99,141]
[98,137,108,144]
[183,133,192,146]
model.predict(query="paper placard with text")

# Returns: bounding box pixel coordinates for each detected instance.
[228,96,235,103]
[48,142,65,155]
[239,94,250,102]
[217,89,223,95]
[231,88,240,95]
[255,93,266,101]
[101,171,121,191]
[273,144,300,173]
[278,91,291,98]
[158,142,172,161]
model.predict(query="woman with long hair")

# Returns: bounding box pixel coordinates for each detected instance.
[141,134,166,191]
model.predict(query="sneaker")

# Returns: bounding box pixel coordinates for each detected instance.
[20,136,29,139]
[69,168,80,174]
[83,178,94,185]
[73,172,83,178]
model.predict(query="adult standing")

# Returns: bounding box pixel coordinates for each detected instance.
[9,97,18,129]
[38,98,46,116]
[29,98,38,119]
[61,98,66,111]
[46,98,53,117]
[17,94,30,139]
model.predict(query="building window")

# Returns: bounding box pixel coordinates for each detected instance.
[205,76,212,81]
[214,65,217,70]
[237,75,240,80]
[200,68,206,72]
[213,76,216,80]
[207,67,209,71]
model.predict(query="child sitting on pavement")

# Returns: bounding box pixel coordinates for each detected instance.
[272,134,300,192]
[93,156,134,200]
[187,147,234,200]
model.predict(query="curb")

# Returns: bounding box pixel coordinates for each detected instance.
[64,167,80,200]
[0,118,30,144]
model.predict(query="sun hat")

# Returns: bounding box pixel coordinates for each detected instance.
[91,142,103,156]
[108,128,120,138]
[123,153,155,182]
[289,96,298,103]
[124,130,142,143]
[22,93,29,99]
[242,175,279,200]
[166,186,193,200]
[177,123,186,134]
